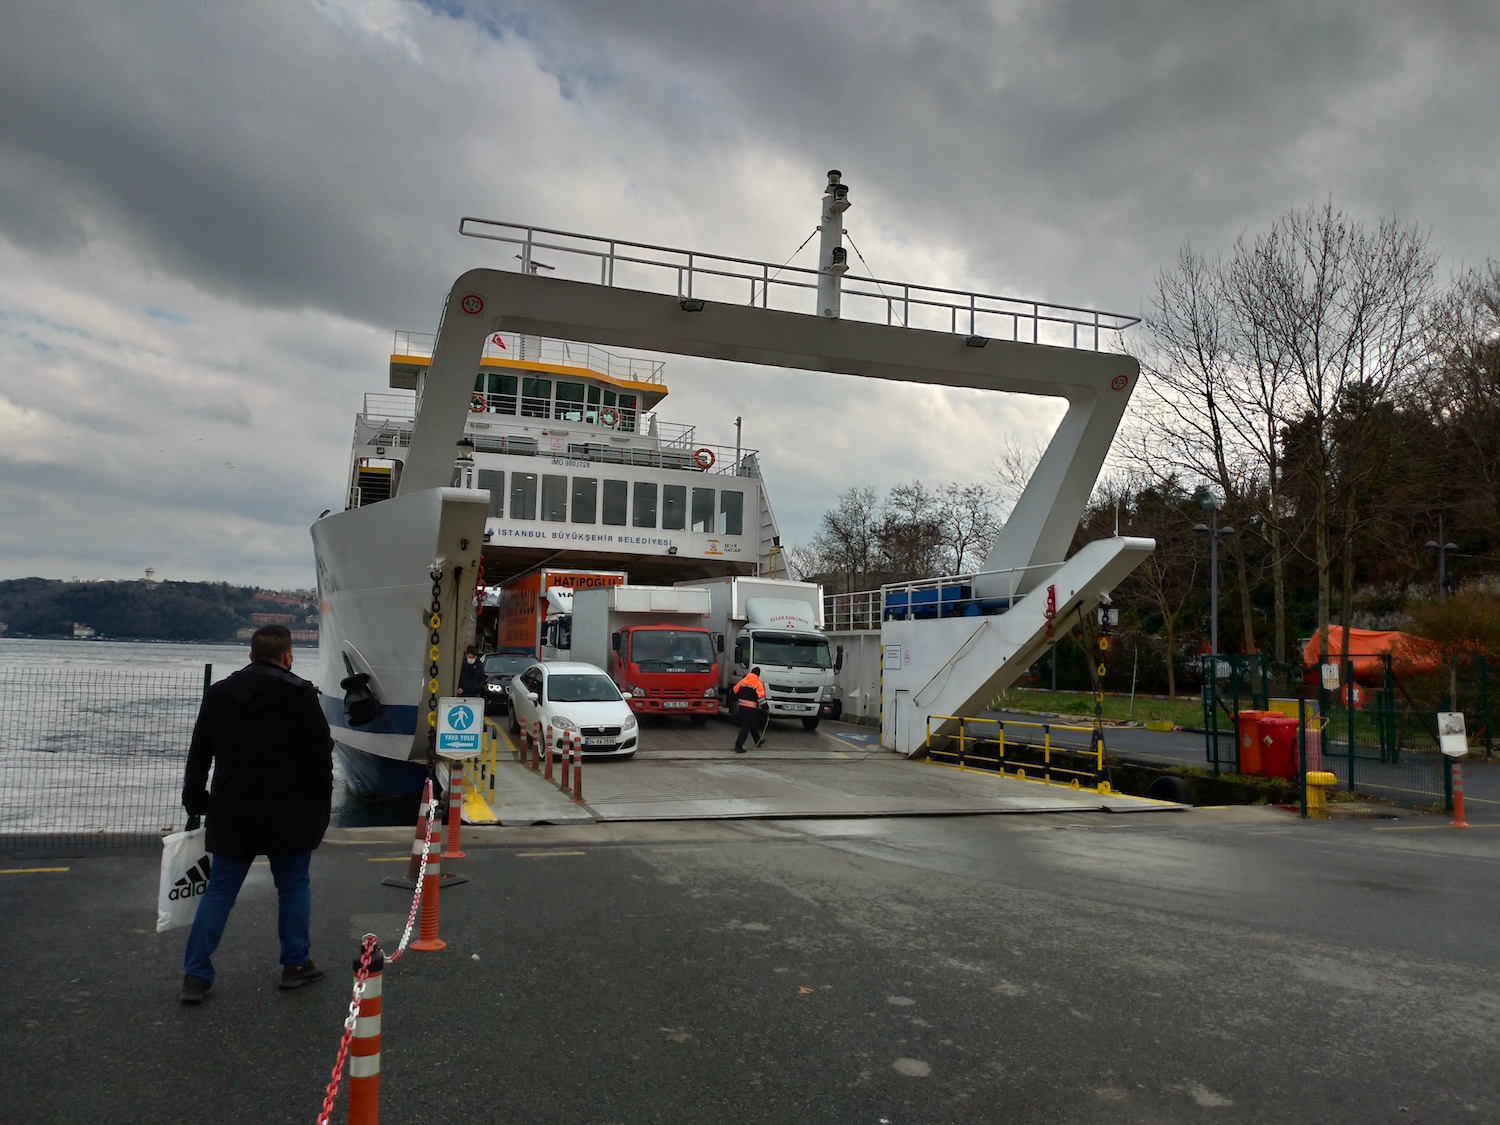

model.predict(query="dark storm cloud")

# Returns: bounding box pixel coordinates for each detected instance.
[1,0,1498,584]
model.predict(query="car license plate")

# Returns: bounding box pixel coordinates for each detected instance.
[584,737,615,748]
[663,701,689,709]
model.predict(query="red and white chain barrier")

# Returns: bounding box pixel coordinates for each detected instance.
[315,784,441,1123]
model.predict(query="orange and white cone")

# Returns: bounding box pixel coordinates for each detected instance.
[441,760,465,860]
[381,779,433,890]
[410,816,446,952]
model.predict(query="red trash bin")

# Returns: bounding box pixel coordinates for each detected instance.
[1257,716,1300,780]
[1236,710,1270,775]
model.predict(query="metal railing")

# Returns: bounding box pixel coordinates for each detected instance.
[459,218,1140,351]
[393,329,666,384]
[824,561,1067,629]
[924,714,1109,791]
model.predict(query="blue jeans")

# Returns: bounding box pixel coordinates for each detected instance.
[183,851,312,984]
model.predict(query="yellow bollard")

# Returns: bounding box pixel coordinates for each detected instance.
[1305,771,1338,818]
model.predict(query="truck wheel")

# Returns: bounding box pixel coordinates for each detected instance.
[690,715,708,728]
[801,717,820,732]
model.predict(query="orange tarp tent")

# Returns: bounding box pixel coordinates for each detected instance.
[1302,627,1442,681]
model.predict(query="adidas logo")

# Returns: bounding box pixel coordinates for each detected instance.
[169,856,212,901]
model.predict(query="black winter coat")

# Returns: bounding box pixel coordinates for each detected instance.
[182,662,334,859]
[458,657,487,697]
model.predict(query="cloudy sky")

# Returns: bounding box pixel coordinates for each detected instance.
[2,0,1497,588]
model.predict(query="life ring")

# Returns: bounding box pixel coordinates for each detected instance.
[693,447,716,470]
[470,393,487,412]
[600,405,619,427]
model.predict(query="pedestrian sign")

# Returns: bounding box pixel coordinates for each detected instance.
[437,697,481,755]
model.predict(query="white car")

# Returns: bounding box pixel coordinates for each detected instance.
[506,661,639,760]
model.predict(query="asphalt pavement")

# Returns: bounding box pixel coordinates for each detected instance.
[4,801,1498,1123]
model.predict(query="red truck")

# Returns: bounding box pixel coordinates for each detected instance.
[568,585,719,726]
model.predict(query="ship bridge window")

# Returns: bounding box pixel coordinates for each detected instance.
[510,472,537,520]
[632,481,657,528]
[586,385,603,424]
[521,377,551,419]
[541,474,567,522]
[617,394,637,433]
[691,488,714,533]
[555,382,586,422]
[602,479,628,525]
[720,490,744,536]
[477,470,504,518]
[662,484,687,530]
[571,477,597,523]
[474,372,517,415]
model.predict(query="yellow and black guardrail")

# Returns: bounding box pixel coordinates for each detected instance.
[923,714,1112,794]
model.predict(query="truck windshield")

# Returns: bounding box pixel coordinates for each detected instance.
[630,630,714,672]
[752,634,832,670]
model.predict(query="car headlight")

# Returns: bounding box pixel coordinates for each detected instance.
[630,685,646,698]
[703,686,717,698]
[551,715,578,732]
[486,683,503,692]
[622,712,638,730]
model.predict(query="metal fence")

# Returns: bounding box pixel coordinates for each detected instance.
[0,666,206,843]
[1200,653,1492,811]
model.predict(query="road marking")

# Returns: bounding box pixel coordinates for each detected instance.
[1373,823,1500,831]
[0,867,69,874]
[514,850,586,858]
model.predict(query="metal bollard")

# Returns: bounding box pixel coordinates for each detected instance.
[545,724,555,781]
[347,942,384,1124]
[572,737,584,803]
[559,732,571,791]
[410,818,447,952]
[531,721,542,773]
[441,760,465,860]
[1305,770,1338,819]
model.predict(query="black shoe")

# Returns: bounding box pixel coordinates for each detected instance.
[180,974,212,1004]
[279,961,326,990]
[733,745,746,753]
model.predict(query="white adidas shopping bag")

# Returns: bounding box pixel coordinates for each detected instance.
[157,825,211,933]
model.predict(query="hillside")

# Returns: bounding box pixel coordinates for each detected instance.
[0,579,318,643]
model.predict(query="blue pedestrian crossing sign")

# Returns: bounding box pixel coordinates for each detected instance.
[437,697,481,755]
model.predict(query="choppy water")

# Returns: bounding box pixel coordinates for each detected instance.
[0,638,413,835]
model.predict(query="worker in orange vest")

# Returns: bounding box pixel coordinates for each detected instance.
[732,665,767,753]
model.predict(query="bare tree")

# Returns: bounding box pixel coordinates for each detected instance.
[937,481,1002,574]
[1135,244,1261,654]
[1257,203,1437,664]
[878,481,944,580]
[811,486,881,593]
[992,436,1043,522]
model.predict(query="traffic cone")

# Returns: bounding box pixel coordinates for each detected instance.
[544,723,555,782]
[410,818,447,952]
[559,732,571,791]
[441,760,465,860]
[572,737,584,803]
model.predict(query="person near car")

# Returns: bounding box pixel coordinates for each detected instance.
[732,665,767,753]
[457,644,487,697]
[178,624,334,1004]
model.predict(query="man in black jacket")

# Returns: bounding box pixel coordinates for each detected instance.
[179,624,334,1004]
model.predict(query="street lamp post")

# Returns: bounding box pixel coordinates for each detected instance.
[1193,488,1236,657]
[1424,515,1458,601]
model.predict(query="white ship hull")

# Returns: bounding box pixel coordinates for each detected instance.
[311,486,488,796]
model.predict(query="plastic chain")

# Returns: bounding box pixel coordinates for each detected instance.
[316,934,377,1125]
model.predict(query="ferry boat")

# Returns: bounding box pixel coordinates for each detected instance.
[314,330,783,795]
[312,171,1149,796]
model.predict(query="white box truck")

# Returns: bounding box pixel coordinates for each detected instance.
[570,585,720,726]
[681,577,841,731]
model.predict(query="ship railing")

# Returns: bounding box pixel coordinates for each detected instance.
[459,218,1140,351]
[363,390,418,422]
[825,562,1068,629]
[392,329,666,385]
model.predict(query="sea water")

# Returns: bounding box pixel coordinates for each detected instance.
[0,638,408,834]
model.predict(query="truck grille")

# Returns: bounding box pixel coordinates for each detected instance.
[769,684,819,694]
